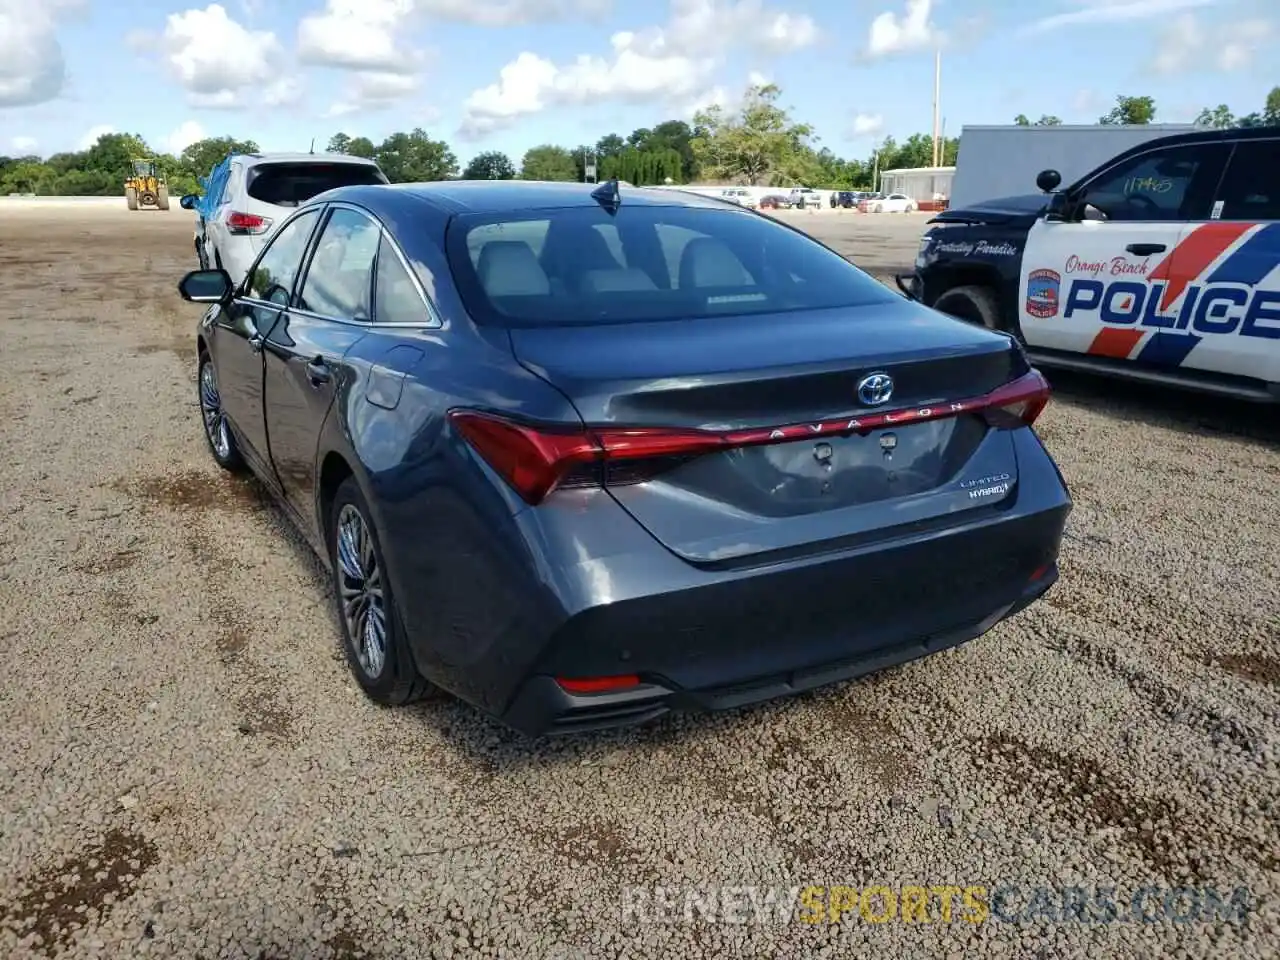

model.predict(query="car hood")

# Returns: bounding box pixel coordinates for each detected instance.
[930,193,1048,226]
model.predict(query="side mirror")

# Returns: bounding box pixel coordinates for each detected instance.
[179,194,199,211]
[1036,169,1062,193]
[178,268,232,303]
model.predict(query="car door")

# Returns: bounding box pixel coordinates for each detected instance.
[209,207,322,472]
[205,161,240,265]
[1017,140,1230,361]
[1177,136,1280,384]
[262,204,378,526]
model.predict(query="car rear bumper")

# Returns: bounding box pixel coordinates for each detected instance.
[503,561,1058,736]
[496,498,1068,737]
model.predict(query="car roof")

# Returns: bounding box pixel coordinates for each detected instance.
[308,180,746,216]
[236,152,381,167]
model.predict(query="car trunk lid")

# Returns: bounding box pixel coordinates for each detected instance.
[501,300,1044,566]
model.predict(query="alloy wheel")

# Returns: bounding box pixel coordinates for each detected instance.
[199,360,231,459]
[336,504,387,679]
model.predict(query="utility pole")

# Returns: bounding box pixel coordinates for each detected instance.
[931,47,942,167]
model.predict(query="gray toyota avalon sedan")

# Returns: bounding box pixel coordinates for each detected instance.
[177,179,1071,737]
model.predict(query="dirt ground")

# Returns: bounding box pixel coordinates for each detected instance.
[0,205,1276,959]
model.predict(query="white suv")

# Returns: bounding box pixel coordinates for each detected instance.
[187,152,389,285]
[789,187,823,209]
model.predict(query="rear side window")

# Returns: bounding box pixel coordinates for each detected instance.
[245,162,388,207]
[445,204,897,327]
[1216,140,1280,221]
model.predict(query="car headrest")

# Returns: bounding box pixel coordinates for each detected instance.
[477,241,550,297]
[678,237,754,290]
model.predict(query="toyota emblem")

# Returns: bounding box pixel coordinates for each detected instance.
[857,371,894,407]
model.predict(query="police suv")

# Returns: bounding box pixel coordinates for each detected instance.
[898,127,1280,403]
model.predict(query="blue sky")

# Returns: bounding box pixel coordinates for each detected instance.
[1,0,1276,166]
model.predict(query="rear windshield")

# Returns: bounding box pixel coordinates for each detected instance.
[444,204,897,327]
[245,162,387,207]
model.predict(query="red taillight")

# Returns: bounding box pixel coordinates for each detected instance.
[556,674,641,694]
[226,211,271,235]
[980,368,1051,428]
[449,369,1052,505]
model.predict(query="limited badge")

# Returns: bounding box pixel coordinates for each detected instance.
[1026,268,1061,318]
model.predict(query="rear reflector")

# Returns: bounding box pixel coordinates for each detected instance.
[449,369,1052,505]
[556,675,642,694]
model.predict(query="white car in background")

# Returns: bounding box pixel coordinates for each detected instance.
[189,152,389,285]
[789,187,823,208]
[719,187,757,208]
[869,193,918,214]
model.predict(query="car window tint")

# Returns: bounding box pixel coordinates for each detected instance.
[1216,140,1280,221]
[1083,144,1224,222]
[297,208,380,320]
[246,208,319,304]
[446,204,897,327]
[245,162,387,207]
[374,236,426,324]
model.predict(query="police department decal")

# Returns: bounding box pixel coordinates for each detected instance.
[1026,269,1061,319]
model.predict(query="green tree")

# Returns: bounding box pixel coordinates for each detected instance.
[327,132,352,154]
[346,137,376,159]
[1099,95,1156,125]
[462,150,516,180]
[373,128,458,182]
[1235,85,1280,127]
[1195,104,1235,129]
[595,134,626,160]
[180,137,260,176]
[520,144,577,181]
[1014,114,1062,126]
[691,83,813,186]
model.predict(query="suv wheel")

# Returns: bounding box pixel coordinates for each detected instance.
[932,285,1023,340]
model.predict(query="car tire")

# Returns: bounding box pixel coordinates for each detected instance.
[329,477,434,707]
[197,350,245,472]
[932,285,1021,339]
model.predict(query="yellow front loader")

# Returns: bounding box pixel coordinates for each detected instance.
[124,158,170,211]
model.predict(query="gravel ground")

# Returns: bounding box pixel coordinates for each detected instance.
[0,205,1276,960]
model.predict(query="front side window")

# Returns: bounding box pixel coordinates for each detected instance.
[1079,143,1228,222]
[296,207,380,319]
[445,204,897,328]
[246,209,320,304]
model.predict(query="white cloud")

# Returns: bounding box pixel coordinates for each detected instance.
[0,0,84,107]
[459,0,817,138]
[413,0,609,26]
[78,124,115,150]
[297,0,423,73]
[10,135,39,154]
[865,0,941,58]
[1149,12,1272,73]
[163,4,301,108]
[1025,0,1216,33]
[852,113,884,136]
[164,120,207,155]
[326,71,420,116]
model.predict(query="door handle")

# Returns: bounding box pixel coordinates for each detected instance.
[1125,243,1166,255]
[248,334,264,353]
[305,357,331,386]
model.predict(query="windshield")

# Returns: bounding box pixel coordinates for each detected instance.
[245,162,388,207]
[445,204,897,328]
[132,160,154,176]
